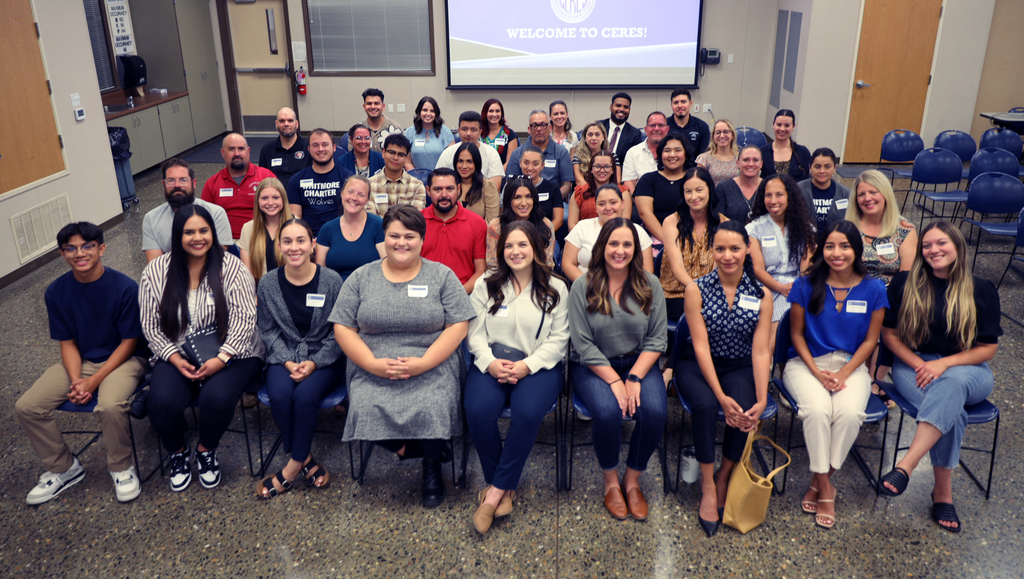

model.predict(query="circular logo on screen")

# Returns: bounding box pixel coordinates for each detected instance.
[551,0,595,24]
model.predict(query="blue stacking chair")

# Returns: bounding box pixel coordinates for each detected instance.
[337,132,349,152]
[875,345,1000,499]
[904,148,968,227]
[407,167,431,186]
[254,380,348,477]
[933,130,976,181]
[961,172,1024,271]
[735,127,768,149]
[652,251,677,339]
[997,207,1024,290]
[767,311,891,495]
[979,127,1022,159]
[879,129,924,181]
[666,313,779,493]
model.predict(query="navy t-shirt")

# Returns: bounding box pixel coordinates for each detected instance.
[45,267,143,362]
[316,214,386,281]
[286,164,354,237]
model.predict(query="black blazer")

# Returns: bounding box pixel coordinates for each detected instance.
[760,142,812,182]
[599,119,644,161]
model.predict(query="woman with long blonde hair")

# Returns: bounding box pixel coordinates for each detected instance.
[878,221,1002,533]
[695,119,740,185]
[239,178,293,281]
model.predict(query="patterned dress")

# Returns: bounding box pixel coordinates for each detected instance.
[860,218,915,285]
[695,152,740,185]
[660,216,724,299]
[692,268,763,359]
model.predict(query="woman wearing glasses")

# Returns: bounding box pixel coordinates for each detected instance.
[696,119,740,185]
[336,124,385,178]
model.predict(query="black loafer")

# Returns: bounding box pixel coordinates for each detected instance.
[421,458,445,508]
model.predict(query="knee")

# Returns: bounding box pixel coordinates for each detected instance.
[15,394,42,418]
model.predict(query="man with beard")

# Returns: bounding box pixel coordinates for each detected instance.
[666,88,710,155]
[622,112,671,193]
[420,168,486,294]
[506,110,573,200]
[286,128,354,237]
[258,107,310,185]
[142,158,233,262]
[201,133,276,240]
[599,92,644,162]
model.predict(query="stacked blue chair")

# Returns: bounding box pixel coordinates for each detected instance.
[932,130,976,180]
[961,172,1024,270]
[903,147,968,227]
[879,129,924,181]
[735,127,768,149]
[979,127,1022,159]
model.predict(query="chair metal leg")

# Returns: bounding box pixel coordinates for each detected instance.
[958,413,999,500]
[997,247,1018,288]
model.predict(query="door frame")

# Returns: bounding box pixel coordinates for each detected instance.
[215,0,298,134]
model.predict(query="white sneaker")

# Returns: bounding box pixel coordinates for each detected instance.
[26,456,85,505]
[110,465,141,502]
[168,447,192,492]
[194,447,221,489]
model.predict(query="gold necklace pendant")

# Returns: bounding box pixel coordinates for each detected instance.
[836,301,843,313]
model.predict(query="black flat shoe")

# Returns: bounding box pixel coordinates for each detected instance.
[699,515,720,538]
[932,494,962,533]
[421,458,445,508]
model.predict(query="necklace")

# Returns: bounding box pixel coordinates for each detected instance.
[828,285,849,313]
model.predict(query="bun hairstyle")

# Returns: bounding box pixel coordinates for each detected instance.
[803,221,867,315]
[713,220,764,299]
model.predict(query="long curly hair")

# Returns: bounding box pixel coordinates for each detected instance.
[484,220,561,315]
[585,218,652,316]
[748,173,817,266]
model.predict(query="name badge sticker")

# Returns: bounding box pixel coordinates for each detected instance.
[270,158,283,167]
[206,293,215,306]
[408,285,428,298]
[538,192,550,202]
[306,293,326,308]
[300,178,314,187]
[877,242,896,256]
[219,188,234,197]
[846,300,868,314]
[544,159,556,168]
[374,193,389,205]
[836,199,849,210]
[761,235,778,248]
[738,294,760,311]
[496,305,509,317]
[414,138,426,147]
[494,137,507,146]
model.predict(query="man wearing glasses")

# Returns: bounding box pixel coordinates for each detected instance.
[622,112,671,193]
[366,133,426,216]
[17,222,148,505]
[142,158,233,262]
[287,128,354,237]
[505,110,573,200]
[201,133,277,241]
[434,111,503,191]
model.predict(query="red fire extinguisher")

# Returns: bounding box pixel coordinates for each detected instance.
[295,66,307,95]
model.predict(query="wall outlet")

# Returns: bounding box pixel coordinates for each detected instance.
[397,103,406,112]
[728,54,734,63]
[704,103,712,114]
[388,104,394,112]
[692,104,700,113]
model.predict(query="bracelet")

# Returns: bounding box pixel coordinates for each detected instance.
[607,378,622,386]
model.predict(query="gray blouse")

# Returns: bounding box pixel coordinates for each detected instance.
[257,265,344,369]
[568,271,668,366]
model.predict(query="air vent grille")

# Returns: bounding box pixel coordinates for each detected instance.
[11,194,72,263]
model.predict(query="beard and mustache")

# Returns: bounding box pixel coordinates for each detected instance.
[165,186,195,210]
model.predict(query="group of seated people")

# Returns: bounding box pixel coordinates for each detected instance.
[16,89,1000,540]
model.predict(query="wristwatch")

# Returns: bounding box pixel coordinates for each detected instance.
[627,373,642,384]
[217,352,233,366]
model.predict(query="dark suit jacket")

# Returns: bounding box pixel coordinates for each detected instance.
[599,119,644,162]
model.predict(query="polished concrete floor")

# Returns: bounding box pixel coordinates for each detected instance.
[1,163,1023,578]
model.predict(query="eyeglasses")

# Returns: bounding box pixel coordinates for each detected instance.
[163,178,192,186]
[352,136,372,142]
[592,164,613,171]
[61,243,99,255]
[647,123,668,129]
[528,123,550,130]
[713,130,733,136]
[384,149,408,158]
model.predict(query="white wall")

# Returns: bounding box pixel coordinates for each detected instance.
[0,0,122,279]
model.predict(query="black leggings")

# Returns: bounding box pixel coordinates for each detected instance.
[675,356,757,465]
[376,439,447,461]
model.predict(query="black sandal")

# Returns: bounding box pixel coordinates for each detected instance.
[879,467,910,497]
[256,471,294,499]
[932,501,962,533]
[301,456,331,489]
[872,381,897,409]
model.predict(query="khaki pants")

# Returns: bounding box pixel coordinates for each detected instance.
[16,357,147,473]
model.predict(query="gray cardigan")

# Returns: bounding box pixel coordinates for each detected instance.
[568,271,668,366]
[797,178,851,229]
[257,266,344,368]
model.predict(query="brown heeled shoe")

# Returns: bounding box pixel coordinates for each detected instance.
[604,487,628,520]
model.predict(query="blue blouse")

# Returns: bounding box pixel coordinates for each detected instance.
[787,275,888,359]
[335,150,385,177]
[316,214,385,281]
[694,269,764,359]
[405,125,454,170]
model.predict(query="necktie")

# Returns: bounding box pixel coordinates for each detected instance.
[609,126,620,152]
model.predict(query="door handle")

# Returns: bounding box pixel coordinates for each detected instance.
[856,80,872,88]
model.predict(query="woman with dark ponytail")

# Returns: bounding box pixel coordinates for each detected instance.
[674,220,772,537]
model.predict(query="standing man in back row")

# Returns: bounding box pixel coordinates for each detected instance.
[353,88,403,154]
[259,107,311,187]
[287,128,354,237]
[599,92,644,163]
[666,88,710,155]
[201,133,276,241]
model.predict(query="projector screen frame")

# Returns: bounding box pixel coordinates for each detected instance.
[443,0,706,91]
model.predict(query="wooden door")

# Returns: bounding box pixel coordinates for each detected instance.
[176,0,226,144]
[843,0,943,163]
[227,0,293,134]
[0,0,65,193]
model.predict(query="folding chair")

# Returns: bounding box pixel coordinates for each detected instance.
[879,129,924,181]
[902,147,967,227]
[979,127,1022,159]
[932,130,976,181]
[735,127,768,149]
[960,172,1024,270]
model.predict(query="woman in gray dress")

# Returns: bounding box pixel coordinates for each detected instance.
[330,205,475,508]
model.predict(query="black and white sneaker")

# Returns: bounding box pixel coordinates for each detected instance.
[26,456,85,505]
[194,447,221,489]
[168,447,193,492]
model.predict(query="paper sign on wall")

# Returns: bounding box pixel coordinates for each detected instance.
[105,0,136,56]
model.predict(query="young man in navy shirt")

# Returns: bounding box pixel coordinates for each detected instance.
[16,222,148,504]
[287,128,354,237]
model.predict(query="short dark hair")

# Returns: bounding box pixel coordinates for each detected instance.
[520,145,543,158]
[811,147,838,165]
[670,88,692,100]
[56,222,103,247]
[161,158,194,181]
[362,88,384,101]
[426,167,458,188]
[308,127,334,143]
[383,133,412,153]
[458,110,483,127]
[611,92,632,104]
[382,204,426,239]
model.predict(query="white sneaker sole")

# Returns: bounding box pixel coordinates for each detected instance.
[115,485,142,502]
[26,469,85,505]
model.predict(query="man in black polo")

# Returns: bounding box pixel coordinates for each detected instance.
[666,88,710,155]
[258,107,311,186]
[599,92,644,162]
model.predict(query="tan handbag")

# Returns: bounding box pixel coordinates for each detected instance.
[722,422,791,534]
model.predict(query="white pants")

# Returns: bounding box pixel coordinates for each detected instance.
[782,351,870,474]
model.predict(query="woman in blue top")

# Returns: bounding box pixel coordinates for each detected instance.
[675,220,772,537]
[783,220,887,529]
[336,124,385,177]
[315,175,385,281]
[404,96,454,170]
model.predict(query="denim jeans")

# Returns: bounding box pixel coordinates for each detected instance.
[569,356,667,471]
[891,353,994,469]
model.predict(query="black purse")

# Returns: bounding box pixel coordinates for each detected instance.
[489,310,545,362]
[181,326,223,367]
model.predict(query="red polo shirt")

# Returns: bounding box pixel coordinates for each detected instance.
[200,163,277,238]
[421,204,486,284]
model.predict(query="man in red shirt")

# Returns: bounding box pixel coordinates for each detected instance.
[201,133,276,241]
[420,168,486,293]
